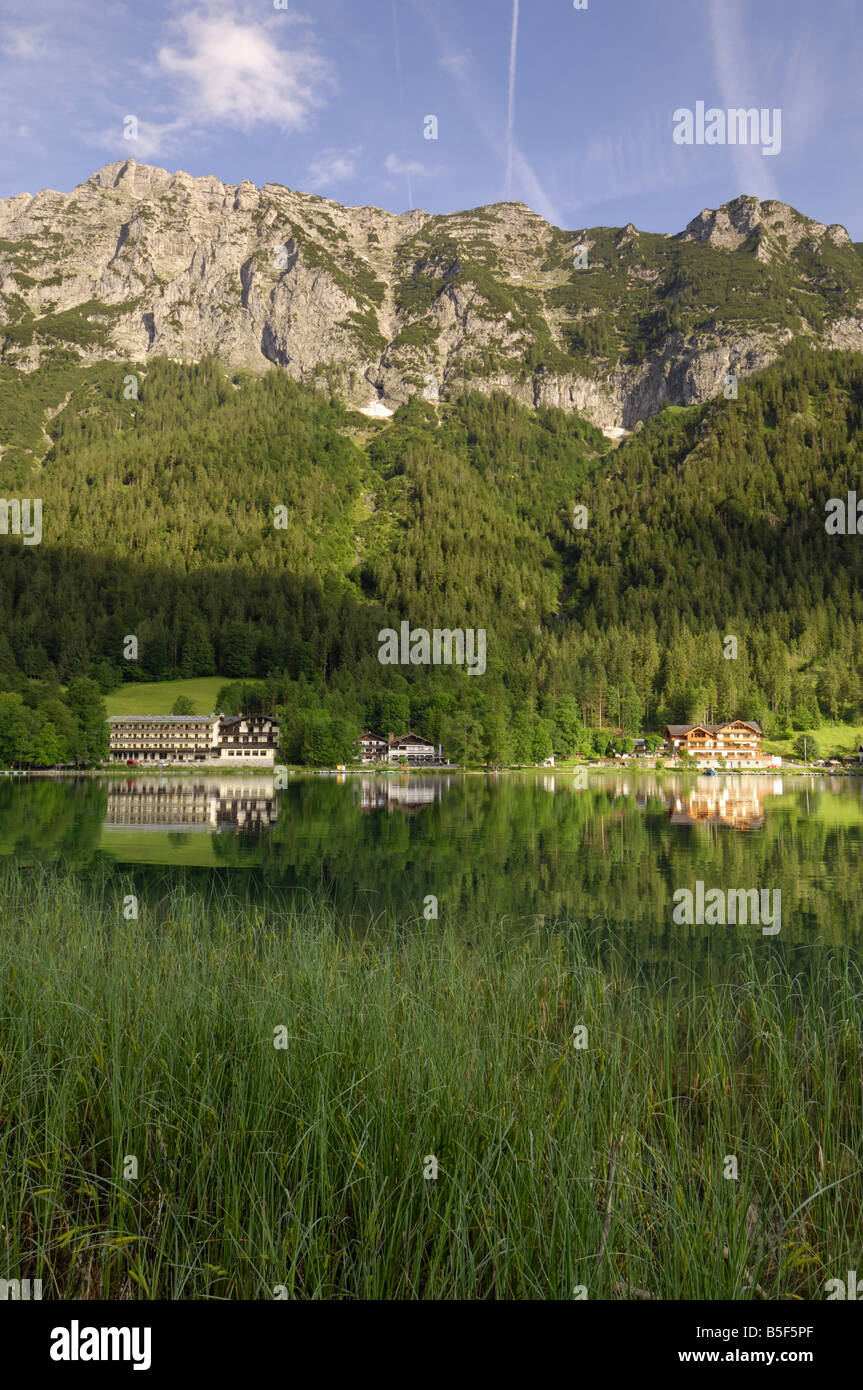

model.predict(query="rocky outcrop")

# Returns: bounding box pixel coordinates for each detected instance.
[1,161,860,436]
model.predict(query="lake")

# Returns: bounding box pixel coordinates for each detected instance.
[1,769,859,963]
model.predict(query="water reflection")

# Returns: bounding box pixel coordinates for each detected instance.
[667,778,773,830]
[1,769,861,953]
[536,771,783,830]
[105,776,279,831]
[358,776,447,814]
[83,769,863,842]
[102,774,453,829]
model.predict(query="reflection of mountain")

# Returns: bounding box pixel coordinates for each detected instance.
[358,777,446,815]
[104,778,278,831]
[668,779,774,830]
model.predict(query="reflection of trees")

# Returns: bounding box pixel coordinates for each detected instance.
[0,778,106,867]
[253,777,863,952]
[209,831,267,867]
[0,777,860,960]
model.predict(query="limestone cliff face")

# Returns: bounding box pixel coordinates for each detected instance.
[1,162,861,435]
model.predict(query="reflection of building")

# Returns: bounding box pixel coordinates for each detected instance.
[668,781,766,830]
[104,778,278,830]
[107,713,280,765]
[358,777,443,814]
[664,721,763,764]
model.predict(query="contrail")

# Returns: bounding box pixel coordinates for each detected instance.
[506,0,520,195]
[409,0,562,225]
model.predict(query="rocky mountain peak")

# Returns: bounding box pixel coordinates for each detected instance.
[679,194,853,257]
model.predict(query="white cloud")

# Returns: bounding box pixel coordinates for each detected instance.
[307,145,361,188]
[156,4,334,135]
[438,52,468,76]
[384,153,440,178]
[69,3,337,162]
[1,26,50,59]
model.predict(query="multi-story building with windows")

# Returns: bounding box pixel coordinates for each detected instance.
[358,731,441,764]
[107,713,280,766]
[216,714,280,763]
[664,720,763,764]
[359,732,389,763]
[386,732,437,764]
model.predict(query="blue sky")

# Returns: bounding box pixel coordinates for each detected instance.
[1,0,861,236]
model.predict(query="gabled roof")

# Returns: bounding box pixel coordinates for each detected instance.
[388,731,433,745]
[360,731,387,741]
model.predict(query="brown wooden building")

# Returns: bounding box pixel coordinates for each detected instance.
[664,720,763,762]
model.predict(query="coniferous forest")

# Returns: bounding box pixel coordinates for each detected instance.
[1,342,863,762]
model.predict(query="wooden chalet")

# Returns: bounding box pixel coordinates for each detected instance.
[664,720,763,763]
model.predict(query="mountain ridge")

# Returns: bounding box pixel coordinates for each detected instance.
[2,159,862,435]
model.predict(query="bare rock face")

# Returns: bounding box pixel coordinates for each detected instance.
[679,196,768,249]
[1,161,860,435]
[824,317,863,351]
[677,194,844,258]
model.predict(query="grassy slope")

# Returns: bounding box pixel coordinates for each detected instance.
[763,721,863,759]
[104,677,231,717]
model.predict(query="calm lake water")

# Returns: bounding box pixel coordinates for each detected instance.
[1,769,860,963]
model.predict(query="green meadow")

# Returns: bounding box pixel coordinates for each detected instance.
[1,867,860,1300]
[104,677,230,718]
[764,721,863,761]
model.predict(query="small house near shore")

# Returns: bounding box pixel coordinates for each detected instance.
[359,732,388,761]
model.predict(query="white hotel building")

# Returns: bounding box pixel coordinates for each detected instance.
[107,713,280,766]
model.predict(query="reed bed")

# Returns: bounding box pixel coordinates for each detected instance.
[1,866,861,1299]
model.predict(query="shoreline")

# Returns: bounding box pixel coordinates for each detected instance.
[16,760,862,779]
